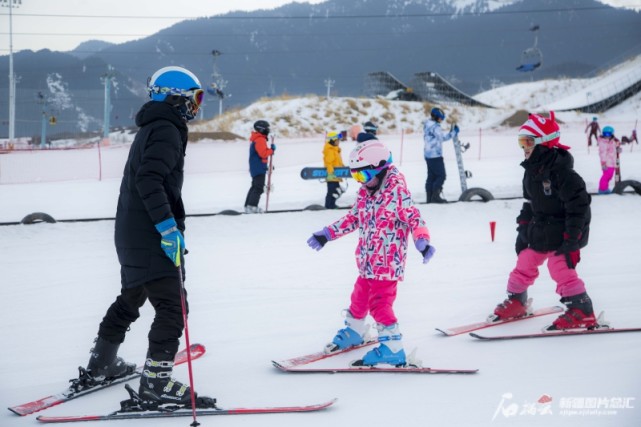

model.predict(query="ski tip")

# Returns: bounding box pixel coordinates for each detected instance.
[435,328,454,336]
[271,361,287,371]
[8,406,28,416]
[469,332,488,340]
[318,398,339,410]
[189,343,206,356]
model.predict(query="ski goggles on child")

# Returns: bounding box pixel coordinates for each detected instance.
[518,136,536,150]
[350,165,386,184]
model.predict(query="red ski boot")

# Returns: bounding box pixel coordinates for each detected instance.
[491,292,530,322]
[547,292,597,331]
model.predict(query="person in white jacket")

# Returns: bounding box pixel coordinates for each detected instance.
[422,107,458,203]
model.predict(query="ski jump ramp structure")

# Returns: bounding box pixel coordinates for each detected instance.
[365,71,495,107]
[411,72,496,108]
[544,55,641,113]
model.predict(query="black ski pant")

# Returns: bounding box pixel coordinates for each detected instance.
[325,181,340,209]
[425,157,446,193]
[97,276,188,360]
[244,174,266,207]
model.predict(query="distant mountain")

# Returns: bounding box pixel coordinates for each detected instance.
[1,0,640,139]
[69,40,115,60]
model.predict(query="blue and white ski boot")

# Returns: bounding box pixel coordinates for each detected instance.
[324,310,369,354]
[352,323,406,367]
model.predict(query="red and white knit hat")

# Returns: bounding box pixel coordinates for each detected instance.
[519,111,569,150]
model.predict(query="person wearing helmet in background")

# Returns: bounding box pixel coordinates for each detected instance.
[356,120,379,143]
[492,111,599,331]
[423,107,458,203]
[80,66,215,407]
[306,140,436,368]
[596,125,620,194]
[323,131,345,209]
[585,116,600,147]
[244,120,275,213]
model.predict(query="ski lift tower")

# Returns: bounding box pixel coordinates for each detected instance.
[208,49,228,117]
[516,24,543,78]
[2,0,22,143]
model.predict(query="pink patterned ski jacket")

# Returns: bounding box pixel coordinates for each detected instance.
[325,166,430,281]
[597,135,619,168]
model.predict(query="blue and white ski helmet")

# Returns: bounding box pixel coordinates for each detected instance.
[147,66,201,102]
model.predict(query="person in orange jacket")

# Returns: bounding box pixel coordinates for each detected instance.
[244,120,275,213]
[323,131,345,209]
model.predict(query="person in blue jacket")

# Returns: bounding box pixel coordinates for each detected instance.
[422,107,458,203]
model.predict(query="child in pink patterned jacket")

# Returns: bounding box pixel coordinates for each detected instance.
[597,125,620,194]
[307,140,436,367]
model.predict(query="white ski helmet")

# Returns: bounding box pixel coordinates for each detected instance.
[348,141,392,183]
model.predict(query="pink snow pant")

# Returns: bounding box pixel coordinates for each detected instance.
[507,248,586,297]
[599,167,615,192]
[349,277,398,326]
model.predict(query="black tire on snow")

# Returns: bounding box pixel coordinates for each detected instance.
[21,212,57,224]
[458,188,494,202]
[613,180,641,195]
[304,204,326,211]
[218,209,242,216]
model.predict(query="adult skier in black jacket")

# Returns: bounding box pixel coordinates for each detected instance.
[80,66,214,406]
[492,112,598,331]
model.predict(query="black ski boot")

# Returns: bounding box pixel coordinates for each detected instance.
[426,190,432,204]
[139,351,216,408]
[431,187,448,204]
[72,337,136,392]
[86,337,136,380]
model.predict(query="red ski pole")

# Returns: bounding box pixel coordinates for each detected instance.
[177,260,200,427]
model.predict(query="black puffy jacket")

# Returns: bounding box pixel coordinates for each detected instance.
[517,145,591,253]
[115,101,188,288]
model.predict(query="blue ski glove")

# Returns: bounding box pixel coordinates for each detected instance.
[307,227,331,251]
[415,238,436,264]
[271,143,276,152]
[452,124,460,136]
[155,217,185,267]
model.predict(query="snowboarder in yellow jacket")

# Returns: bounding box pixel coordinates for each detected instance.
[323,131,345,208]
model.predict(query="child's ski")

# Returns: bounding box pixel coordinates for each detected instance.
[272,339,378,370]
[435,305,564,336]
[470,326,641,341]
[272,362,477,374]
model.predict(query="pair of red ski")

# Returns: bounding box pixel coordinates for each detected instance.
[436,304,641,340]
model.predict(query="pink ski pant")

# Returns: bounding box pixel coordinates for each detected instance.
[599,167,615,192]
[348,277,398,326]
[507,248,586,297]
